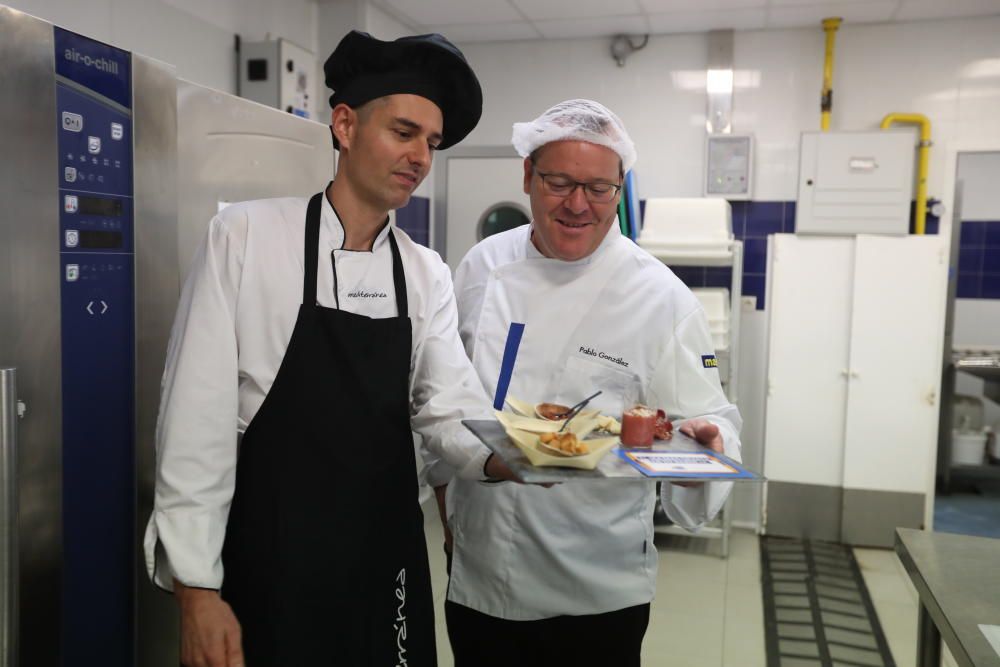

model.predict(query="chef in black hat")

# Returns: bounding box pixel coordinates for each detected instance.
[145,31,512,667]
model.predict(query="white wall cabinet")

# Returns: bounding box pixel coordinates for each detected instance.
[763,234,948,546]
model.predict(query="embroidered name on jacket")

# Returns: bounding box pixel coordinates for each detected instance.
[702,354,718,368]
[348,289,388,299]
[394,568,408,666]
[579,346,630,368]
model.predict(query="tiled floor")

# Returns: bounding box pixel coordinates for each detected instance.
[934,480,1000,539]
[423,506,962,666]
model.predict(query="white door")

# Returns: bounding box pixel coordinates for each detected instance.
[764,234,855,488]
[842,235,948,500]
[444,157,528,271]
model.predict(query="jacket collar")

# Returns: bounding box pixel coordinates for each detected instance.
[524,221,622,266]
[322,192,392,252]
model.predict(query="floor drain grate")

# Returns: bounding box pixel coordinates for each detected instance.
[761,537,896,667]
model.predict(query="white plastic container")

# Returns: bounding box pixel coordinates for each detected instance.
[988,426,1000,462]
[951,430,987,466]
[691,288,730,351]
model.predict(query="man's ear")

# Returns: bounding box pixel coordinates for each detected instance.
[331,103,356,152]
[523,157,533,195]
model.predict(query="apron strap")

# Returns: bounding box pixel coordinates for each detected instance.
[387,229,408,318]
[303,191,324,306]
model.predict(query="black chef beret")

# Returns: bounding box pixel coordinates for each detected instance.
[324,31,483,151]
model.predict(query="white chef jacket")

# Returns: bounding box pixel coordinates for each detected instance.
[439,223,742,620]
[144,194,494,591]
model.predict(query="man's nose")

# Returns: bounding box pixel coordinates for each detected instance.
[563,185,590,214]
[409,142,431,170]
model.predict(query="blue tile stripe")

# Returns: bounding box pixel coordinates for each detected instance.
[636,199,971,309]
[958,220,1000,299]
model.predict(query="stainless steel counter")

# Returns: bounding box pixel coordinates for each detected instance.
[895,528,1000,667]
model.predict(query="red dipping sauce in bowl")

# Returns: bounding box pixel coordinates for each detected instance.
[621,406,657,448]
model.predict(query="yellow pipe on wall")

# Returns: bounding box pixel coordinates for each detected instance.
[821,17,842,131]
[880,113,932,235]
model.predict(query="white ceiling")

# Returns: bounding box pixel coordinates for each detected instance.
[368,0,1000,42]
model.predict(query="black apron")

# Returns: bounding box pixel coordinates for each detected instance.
[221,192,437,666]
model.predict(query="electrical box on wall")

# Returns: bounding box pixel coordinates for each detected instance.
[239,38,315,119]
[704,134,753,200]
[796,130,915,235]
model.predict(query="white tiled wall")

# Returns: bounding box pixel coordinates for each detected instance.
[457,16,1000,202]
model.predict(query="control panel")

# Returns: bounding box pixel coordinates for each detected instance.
[54,26,134,667]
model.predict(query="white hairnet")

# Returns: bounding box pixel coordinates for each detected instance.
[511,99,637,172]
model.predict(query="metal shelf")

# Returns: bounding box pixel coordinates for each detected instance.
[954,353,1000,403]
[948,463,1000,481]
[645,240,744,558]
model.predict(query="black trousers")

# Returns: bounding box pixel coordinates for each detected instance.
[445,599,650,667]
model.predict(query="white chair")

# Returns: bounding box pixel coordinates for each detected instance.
[638,198,735,265]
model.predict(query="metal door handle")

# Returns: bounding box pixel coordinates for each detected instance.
[1,367,20,667]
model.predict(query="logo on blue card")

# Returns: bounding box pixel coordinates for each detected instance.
[702,354,718,369]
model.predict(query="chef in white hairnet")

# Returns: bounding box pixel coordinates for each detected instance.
[426,99,742,666]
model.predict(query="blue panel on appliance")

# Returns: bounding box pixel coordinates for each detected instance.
[54,27,131,109]
[59,255,135,667]
[56,27,134,667]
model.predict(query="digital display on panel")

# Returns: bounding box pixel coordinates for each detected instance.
[78,196,123,217]
[79,230,123,249]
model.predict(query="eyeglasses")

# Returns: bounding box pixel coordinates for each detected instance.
[532,168,622,203]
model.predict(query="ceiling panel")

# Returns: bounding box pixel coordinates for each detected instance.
[895,0,1000,21]
[366,0,1000,43]
[640,0,766,11]
[648,8,769,33]
[426,21,541,42]
[512,0,643,21]
[382,0,523,26]
[766,0,893,5]
[766,1,898,28]
[534,14,652,39]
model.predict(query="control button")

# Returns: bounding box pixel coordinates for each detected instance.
[86,300,109,316]
[66,264,79,282]
[64,195,78,213]
[62,111,83,132]
[64,166,77,183]
[65,230,79,248]
[87,136,101,154]
[110,122,123,140]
